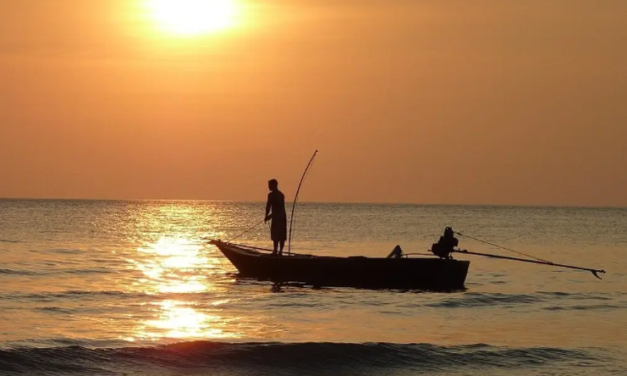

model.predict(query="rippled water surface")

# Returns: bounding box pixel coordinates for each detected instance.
[1,199,626,375]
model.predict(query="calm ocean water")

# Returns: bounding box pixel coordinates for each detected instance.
[0,199,626,375]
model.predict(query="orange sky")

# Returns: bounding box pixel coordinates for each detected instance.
[1,1,626,206]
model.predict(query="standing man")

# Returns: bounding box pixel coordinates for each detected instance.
[264,179,287,256]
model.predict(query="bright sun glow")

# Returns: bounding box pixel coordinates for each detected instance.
[146,0,238,35]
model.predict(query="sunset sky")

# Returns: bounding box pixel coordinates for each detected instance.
[1,1,625,206]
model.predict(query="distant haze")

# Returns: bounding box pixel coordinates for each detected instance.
[1,1,626,207]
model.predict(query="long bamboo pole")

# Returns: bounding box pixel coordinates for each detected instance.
[288,150,318,255]
[454,249,606,279]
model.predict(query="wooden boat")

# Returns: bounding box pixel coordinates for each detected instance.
[209,237,470,290]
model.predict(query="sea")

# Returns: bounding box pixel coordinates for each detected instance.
[0,199,625,375]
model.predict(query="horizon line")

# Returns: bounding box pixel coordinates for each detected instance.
[0,197,625,210]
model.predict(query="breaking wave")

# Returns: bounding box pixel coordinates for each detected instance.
[0,341,611,376]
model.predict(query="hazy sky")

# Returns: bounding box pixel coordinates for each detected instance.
[1,1,626,206]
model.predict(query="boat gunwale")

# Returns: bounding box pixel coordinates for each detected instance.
[212,240,467,262]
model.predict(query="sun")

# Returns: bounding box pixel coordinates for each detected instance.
[146,0,239,35]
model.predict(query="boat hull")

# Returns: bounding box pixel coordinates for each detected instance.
[212,241,469,290]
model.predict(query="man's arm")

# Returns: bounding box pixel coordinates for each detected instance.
[265,194,272,222]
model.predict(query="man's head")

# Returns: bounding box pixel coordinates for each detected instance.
[268,179,279,191]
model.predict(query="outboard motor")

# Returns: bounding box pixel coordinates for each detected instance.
[431,227,459,259]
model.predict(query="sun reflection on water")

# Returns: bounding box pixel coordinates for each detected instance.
[129,235,241,340]
[143,300,237,339]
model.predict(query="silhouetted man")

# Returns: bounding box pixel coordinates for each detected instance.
[264,179,287,256]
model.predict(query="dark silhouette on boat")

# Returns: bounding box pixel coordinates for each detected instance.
[210,227,470,290]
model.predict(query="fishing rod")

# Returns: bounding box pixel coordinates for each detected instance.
[288,150,318,255]
[453,249,606,279]
[227,218,265,242]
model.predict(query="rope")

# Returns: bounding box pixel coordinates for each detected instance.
[455,231,551,263]
[228,242,275,253]
[226,242,311,257]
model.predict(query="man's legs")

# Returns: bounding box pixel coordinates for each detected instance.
[272,240,279,256]
[278,240,285,255]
